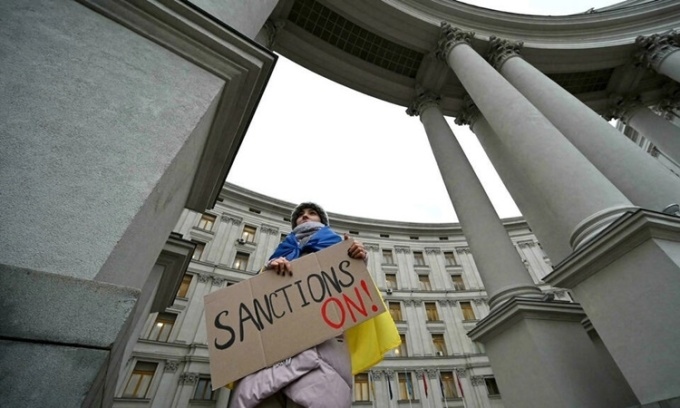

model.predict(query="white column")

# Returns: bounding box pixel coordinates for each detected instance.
[635,30,680,84]
[621,101,680,164]
[457,99,573,263]
[437,24,635,249]
[408,91,541,308]
[487,37,680,213]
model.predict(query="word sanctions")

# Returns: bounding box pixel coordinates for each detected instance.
[212,260,379,350]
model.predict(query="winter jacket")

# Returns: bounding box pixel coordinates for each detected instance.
[229,336,352,408]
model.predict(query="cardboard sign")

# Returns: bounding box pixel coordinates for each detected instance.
[204,239,386,389]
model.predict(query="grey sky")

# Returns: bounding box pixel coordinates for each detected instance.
[226,0,620,223]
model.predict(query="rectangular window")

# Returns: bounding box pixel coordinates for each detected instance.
[439,236,449,241]
[485,377,501,396]
[413,251,426,266]
[349,230,359,235]
[460,301,476,321]
[176,273,192,298]
[193,377,215,400]
[353,373,370,402]
[280,233,287,243]
[241,225,257,243]
[394,334,408,357]
[425,302,439,321]
[385,273,398,290]
[249,207,261,214]
[197,214,216,231]
[380,233,390,238]
[444,251,457,266]
[232,252,249,271]
[432,333,447,356]
[122,361,157,398]
[192,242,205,261]
[440,371,459,399]
[382,249,394,264]
[409,236,419,240]
[388,302,402,321]
[398,372,416,400]
[147,313,176,342]
[451,274,466,291]
[419,275,431,291]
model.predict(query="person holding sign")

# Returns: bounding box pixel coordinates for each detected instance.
[229,202,398,408]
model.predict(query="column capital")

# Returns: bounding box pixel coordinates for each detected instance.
[394,245,411,254]
[454,94,481,127]
[406,88,441,117]
[634,30,680,71]
[164,359,179,372]
[487,36,524,70]
[454,367,467,377]
[656,82,680,118]
[470,375,486,386]
[605,94,642,122]
[178,372,199,385]
[220,214,243,225]
[261,19,286,49]
[364,243,379,252]
[370,369,384,380]
[197,273,212,283]
[436,22,475,62]
[261,224,279,235]
[427,368,439,379]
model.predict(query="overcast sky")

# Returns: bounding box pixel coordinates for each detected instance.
[226,0,620,223]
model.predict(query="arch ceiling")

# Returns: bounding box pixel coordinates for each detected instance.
[270,0,679,116]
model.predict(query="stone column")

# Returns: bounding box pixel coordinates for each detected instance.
[634,30,680,84]
[437,24,636,250]
[456,98,572,263]
[407,91,541,308]
[610,95,680,164]
[487,37,680,213]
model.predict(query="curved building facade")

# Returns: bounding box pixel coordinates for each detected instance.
[113,183,563,408]
[3,0,680,407]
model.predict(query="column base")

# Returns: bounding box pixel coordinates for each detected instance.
[468,298,638,408]
[546,209,680,404]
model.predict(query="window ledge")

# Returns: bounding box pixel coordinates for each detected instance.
[113,398,152,403]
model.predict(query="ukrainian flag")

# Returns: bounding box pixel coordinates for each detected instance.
[345,294,401,374]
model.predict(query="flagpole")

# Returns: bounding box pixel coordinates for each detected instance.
[369,371,375,408]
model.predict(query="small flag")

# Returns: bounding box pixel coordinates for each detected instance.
[422,371,428,398]
[388,373,393,400]
[405,371,413,400]
[455,371,465,398]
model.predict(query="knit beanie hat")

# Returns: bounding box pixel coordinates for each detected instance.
[291,202,329,229]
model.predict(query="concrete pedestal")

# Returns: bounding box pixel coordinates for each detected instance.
[468,299,638,408]
[545,210,680,404]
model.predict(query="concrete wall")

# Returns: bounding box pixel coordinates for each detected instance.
[188,0,279,39]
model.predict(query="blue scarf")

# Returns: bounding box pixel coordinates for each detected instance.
[269,226,342,262]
